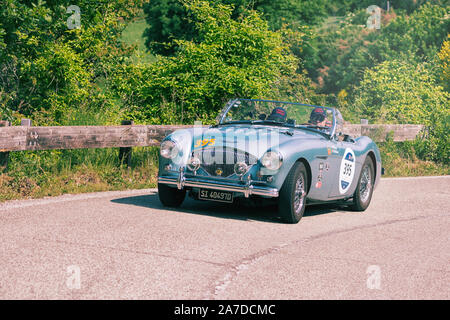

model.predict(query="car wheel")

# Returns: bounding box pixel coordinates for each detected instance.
[158,183,186,207]
[278,162,308,224]
[351,157,374,211]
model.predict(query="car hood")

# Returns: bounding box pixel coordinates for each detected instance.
[168,124,323,161]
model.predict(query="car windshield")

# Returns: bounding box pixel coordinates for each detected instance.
[218,99,335,135]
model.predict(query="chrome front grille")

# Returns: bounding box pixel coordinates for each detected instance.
[192,147,257,177]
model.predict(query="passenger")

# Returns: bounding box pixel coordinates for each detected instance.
[267,107,287,123]
[309,107,331,127]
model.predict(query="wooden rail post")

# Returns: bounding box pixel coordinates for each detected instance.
[119,120,134,167]
[0,120,10,172]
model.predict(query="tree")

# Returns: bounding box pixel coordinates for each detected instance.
[437,35,450,92]
[143,0,252,55]
[143,0,328,55]
[308,3,449,94]
[253,0,327,30]
[143,0,197,55]
[116,0,298,124]
[0,0,143,124]
[352,60,449,163]
[324,0,443,15]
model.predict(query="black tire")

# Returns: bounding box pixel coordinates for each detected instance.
[278,162,309,224]
[158,183,186,207]
[350,157,375,211]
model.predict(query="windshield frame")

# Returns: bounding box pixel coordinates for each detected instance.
[217,98,337,138]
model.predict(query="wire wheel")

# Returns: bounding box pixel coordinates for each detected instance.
[278,161,309,224]
[351,157,375,212]
[294,174,305,214]
[359,164,372,203]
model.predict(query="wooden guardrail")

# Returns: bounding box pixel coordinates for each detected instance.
[0,119,424,170]
[343,124,425,142]
[0,120,190,152]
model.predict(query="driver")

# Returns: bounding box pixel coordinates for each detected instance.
[309,107,331,127]
[267,107,287,123]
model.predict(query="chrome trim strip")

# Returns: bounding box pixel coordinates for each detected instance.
[158,173,279,198]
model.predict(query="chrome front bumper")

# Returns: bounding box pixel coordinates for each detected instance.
[158,168,279,198]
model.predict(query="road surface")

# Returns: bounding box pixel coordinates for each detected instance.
[0,176,449,299]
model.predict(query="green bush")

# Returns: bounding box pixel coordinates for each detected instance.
[306,3,449,94]
[143,0,328,55]
[115,0,298,124]
[0,0,143,125]
[351,59,449,163]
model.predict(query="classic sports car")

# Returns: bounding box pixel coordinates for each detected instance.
[157,99,382,223]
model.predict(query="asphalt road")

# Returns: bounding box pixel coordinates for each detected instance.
[0,176,449,299]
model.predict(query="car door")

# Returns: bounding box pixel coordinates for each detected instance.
[327,109,359,199]
[328,138,358,198]
[306,139,336,201]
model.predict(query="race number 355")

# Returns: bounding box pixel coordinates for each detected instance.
[194,138,215,148]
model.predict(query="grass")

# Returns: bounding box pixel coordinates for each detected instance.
[379,143,449,177]
[382,157,449,177]
[120,15,156,64]
[0,147,160,202]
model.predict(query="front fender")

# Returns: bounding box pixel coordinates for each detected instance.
[264,137,328,191]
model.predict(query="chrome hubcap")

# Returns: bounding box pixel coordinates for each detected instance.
[294,174,305,214]
[359,165,372,203]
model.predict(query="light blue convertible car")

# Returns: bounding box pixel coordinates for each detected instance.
[157,99,382,223]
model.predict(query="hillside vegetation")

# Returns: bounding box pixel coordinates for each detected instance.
[0,0,448,201]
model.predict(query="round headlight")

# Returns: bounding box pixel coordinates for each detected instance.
[261,151,283,170]
[234,162,248,176]
[160,140,180,159]
[187,156,201,172]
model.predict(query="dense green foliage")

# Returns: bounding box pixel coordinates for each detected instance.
[325,0,447,15]
[307,3,449,94]
[438,35,450,91]
[352,60,449,163]
[352,61,448,124]
[0,0,143,125]
[143,0,328,55]
[117,1,306,124]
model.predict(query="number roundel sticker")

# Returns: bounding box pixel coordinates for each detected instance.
[339,148,356,194]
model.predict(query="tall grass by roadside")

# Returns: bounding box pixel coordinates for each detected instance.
[0,147,159,202]
[378,141,449,177]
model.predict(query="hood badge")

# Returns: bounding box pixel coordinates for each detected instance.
[215,168,223,176]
